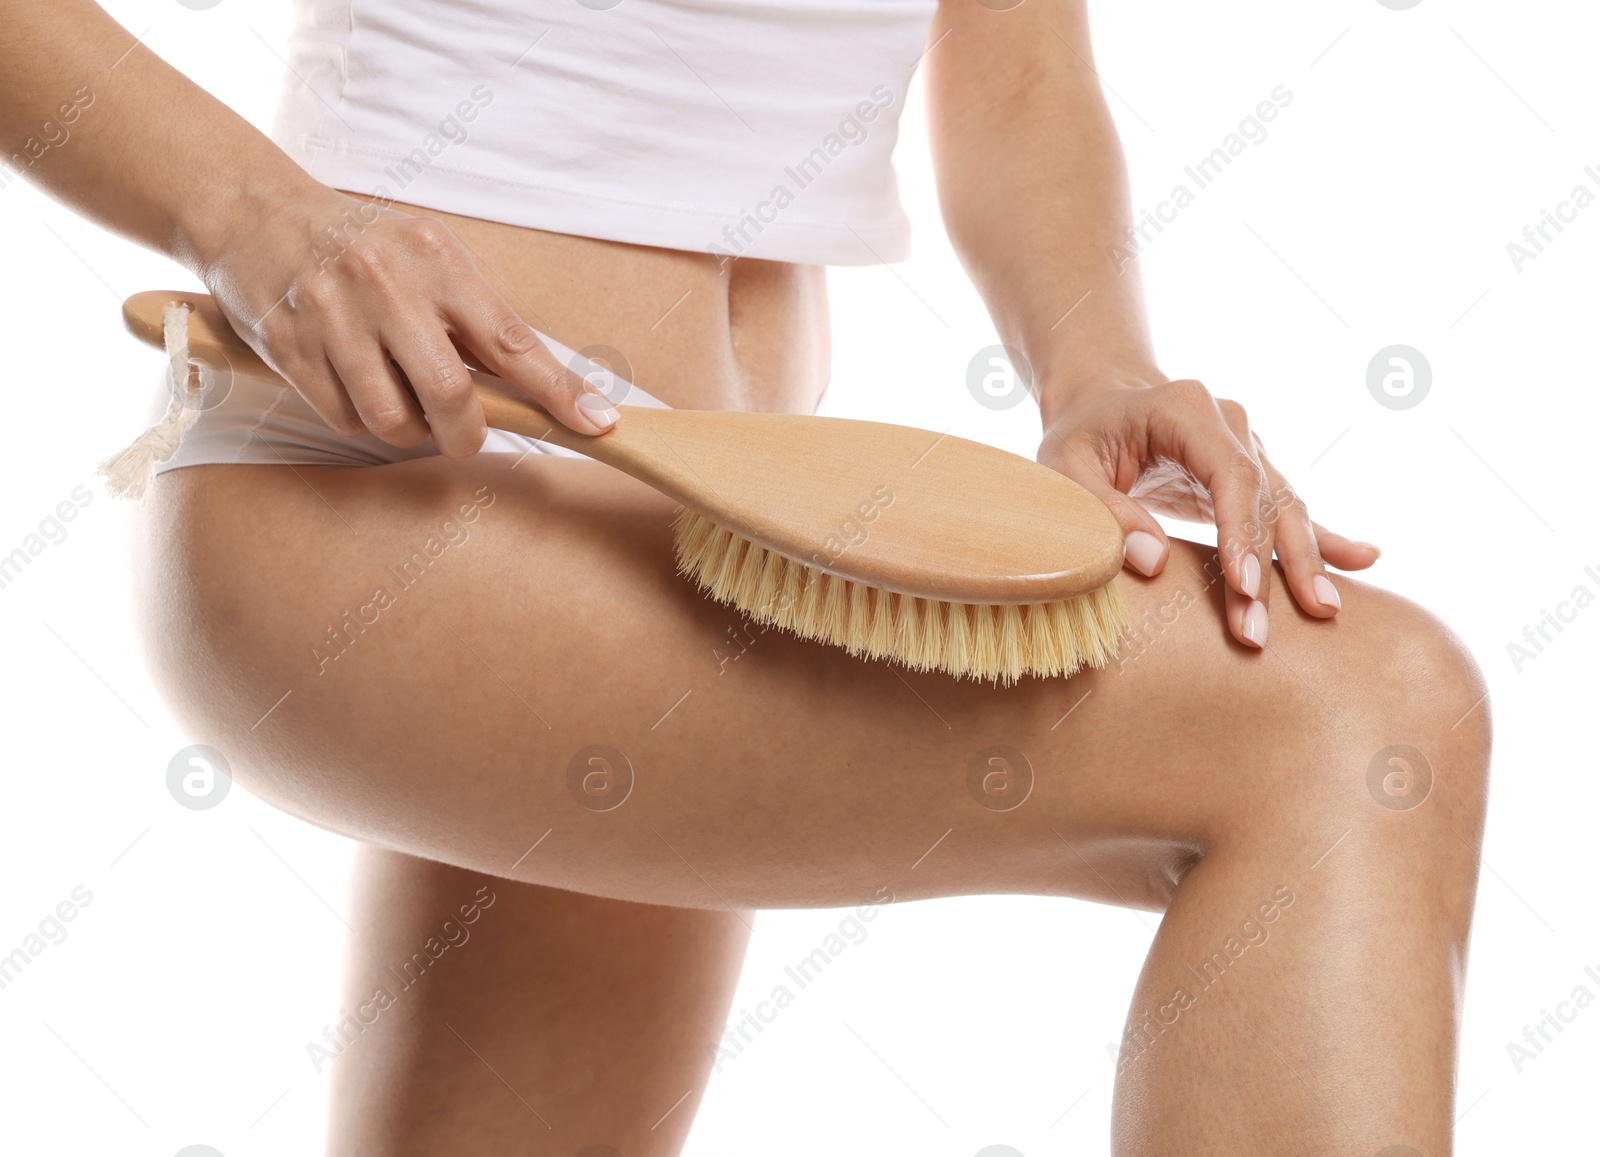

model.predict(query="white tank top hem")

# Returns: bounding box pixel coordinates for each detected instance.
[290,141,917,265]
[269,0,939,266]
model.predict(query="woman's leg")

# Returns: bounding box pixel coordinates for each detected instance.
[325,848,750,1155]
[131,454,1489,1154]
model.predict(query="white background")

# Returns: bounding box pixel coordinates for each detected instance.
[1,1,1596,1154]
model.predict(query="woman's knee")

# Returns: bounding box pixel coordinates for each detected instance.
[1107,544,1491,853]
[1111,568,1492,925]
[1212,574,1492,901]
[1332,579,1491,824]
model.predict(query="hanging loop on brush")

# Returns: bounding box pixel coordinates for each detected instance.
[97,301,202,500]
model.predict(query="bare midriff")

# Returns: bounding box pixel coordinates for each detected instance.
[348,192,834,418]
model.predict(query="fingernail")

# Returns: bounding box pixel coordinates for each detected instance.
[1240,553,1261,599]
[1123,530,1163,577]
[1242,600,1268,648]
[1313,574,1342,610]
[1354,540,1382,558]
[576,387,621,430]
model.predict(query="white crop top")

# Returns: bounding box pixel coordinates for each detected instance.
[269,0,939,265]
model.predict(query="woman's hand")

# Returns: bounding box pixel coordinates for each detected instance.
[1037,377,1380,649]
[198,187,619,458]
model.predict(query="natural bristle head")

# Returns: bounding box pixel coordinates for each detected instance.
[671,510,1128,685]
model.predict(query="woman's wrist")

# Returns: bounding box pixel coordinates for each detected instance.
[177,166,338,280]
[1035,360,1167,429]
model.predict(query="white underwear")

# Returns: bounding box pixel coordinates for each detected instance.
[145,326,670,474]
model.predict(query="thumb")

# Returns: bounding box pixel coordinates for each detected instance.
[1050,444,1168,578]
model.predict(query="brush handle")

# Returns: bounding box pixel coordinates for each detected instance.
[119,289,665,470]
[120,290,1126,604]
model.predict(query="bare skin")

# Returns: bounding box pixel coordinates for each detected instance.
[134,438,1489,1155]
[5,0,1490,1152]
[125,206,1489,1156]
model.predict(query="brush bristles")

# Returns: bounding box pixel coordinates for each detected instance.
[672,510,1128,685]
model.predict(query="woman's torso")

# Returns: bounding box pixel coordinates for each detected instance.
[274,1,941,414]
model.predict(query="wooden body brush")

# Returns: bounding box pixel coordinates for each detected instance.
[117,290,1129,684]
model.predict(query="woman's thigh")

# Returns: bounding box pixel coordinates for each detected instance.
[130,453,1488,911]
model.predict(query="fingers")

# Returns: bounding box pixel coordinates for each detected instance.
[221,198,625,461]
[274,351,368,440]
[1161,384,1273,644]
[1219,407,1378,632]
[1312,522,1382,572]
[1257,462,1339,620]
[380,316,488,459]
[444,291,620,437]
[1215,423,1381,630]
[325,340,431,449]
[1217,406,1276,647]
[1049,438,1170,577]
[1038,376,1384,650]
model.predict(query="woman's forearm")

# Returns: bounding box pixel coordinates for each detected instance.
[4,0,623,445]
[1,0,324,273]
[925,0,1163,422]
